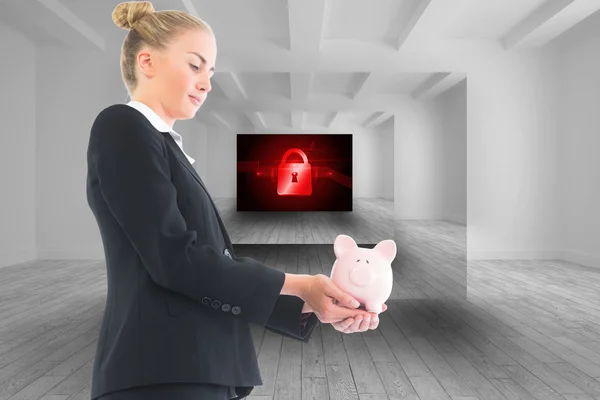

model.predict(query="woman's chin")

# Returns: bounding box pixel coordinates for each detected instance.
[180,112,196,120]
[181,104,201,118]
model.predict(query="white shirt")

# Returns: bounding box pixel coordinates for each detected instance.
[126,100,195,165]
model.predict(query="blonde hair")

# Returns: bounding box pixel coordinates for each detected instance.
[112,1,213,95]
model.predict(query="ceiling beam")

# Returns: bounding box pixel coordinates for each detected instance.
[351,72,390,100]
[210,73,247,128]
[289,72,312,129]
[287,0,329,53]
[212,72,248,101]
[36,0,105,50]
[325,111,340,128]
[363,111,393,129]
[290,73,312,102]
[205,93,407,113]
[181,0,199,17]
[411,72,466,100]
[502,0,599,49]
[209,111,232,130]
[397,0,433,50]
[203,37,490,72]
[291,111,305,129]
[245,112,267,129]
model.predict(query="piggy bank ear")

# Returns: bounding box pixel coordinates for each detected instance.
[334,234,357,259]
[374,239,397,262]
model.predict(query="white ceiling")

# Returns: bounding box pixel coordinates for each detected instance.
[1,0,598,132]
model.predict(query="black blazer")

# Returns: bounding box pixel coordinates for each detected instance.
[85,104,319,400]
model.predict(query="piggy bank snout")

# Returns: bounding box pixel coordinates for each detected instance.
[349,266,375,287]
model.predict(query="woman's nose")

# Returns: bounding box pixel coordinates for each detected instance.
[197,78,211,93]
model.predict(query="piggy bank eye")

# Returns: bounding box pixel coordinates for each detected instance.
[366,260,369,264]
[356,259,360,262]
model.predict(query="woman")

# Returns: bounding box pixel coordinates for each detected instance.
[86,2,385,399]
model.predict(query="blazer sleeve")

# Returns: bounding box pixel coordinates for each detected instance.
[263,294,319,343]
[88,107,284,328]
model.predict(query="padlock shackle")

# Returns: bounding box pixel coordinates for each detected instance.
[281,148,308,164]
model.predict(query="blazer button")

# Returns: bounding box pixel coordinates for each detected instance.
[211,300,221,309]
[201,297,211,305]
[231,306,241,315]
[221,303,231,312]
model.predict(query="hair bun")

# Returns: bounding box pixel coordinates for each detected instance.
[112,1,155,30]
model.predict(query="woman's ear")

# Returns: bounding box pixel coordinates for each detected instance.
[137,51,156,77]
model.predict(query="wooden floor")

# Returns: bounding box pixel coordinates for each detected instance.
[213,198,395,245]
[1,221,600,399]
[395,219,467,300]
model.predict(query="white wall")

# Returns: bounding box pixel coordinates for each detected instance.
[354,127,390,199]
[393,13,600,269]
[378,118,394,201]
[465,44,561,260]
[205,125,237,197]
[553,11,600,269]
[203,125,388,199]
[35,36,122,259]
[393,79,467,225]
[393,43,561,260]
[394,96,447,220]
[436,79,467,224]
[0,25,37,267]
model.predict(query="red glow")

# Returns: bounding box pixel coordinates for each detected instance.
[277,148,312,196]
[236,134,352,211]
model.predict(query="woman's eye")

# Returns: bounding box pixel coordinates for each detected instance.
[190,64,199,71]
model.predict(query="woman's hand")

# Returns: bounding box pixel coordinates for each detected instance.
[302,302,387,315]
[331,304,387,333]
[300,274,371,323]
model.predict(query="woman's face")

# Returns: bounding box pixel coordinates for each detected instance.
[137,28,217,125]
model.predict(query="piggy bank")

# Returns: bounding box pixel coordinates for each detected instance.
[330,234,396,314]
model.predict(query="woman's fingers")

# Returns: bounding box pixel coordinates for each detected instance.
[358,315,371,331]
[350,313,378,333]
[344,315,363,333]
[333,317,355,332]
[332,313,381,334]
[369,314,379,330]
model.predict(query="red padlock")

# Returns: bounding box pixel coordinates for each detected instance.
[277,148,312,196]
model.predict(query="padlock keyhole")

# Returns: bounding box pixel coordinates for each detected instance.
[291,171,298,183]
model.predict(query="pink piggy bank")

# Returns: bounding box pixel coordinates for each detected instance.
[330,234,396,314]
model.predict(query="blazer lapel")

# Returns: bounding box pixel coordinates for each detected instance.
[162,133,235,254]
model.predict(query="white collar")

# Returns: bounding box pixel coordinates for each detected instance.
[126,100,195,165]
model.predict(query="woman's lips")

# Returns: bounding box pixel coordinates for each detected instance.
[189,95,201,106]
